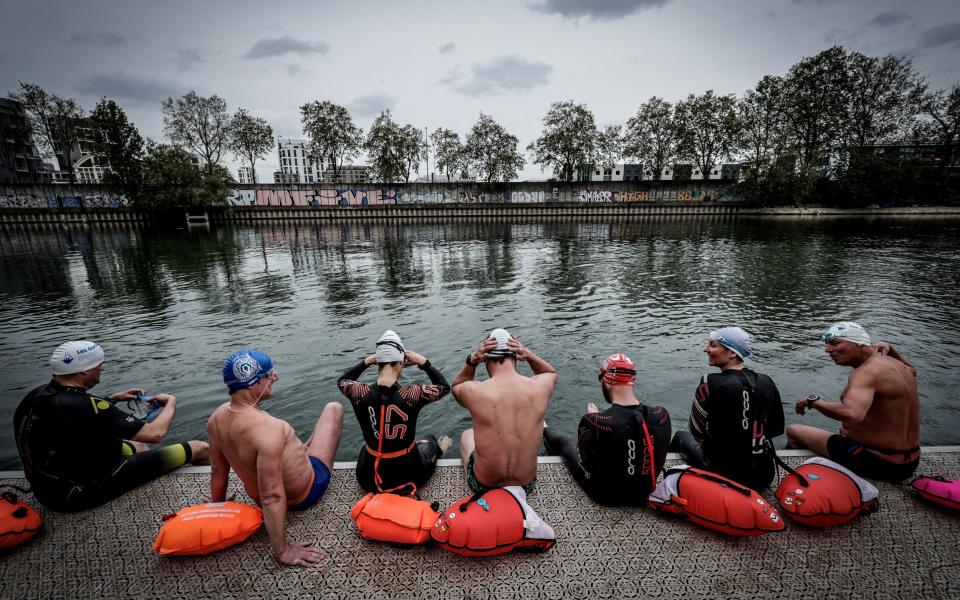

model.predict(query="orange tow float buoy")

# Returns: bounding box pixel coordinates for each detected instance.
[0,489,42,551]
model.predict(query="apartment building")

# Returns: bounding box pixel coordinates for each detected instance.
[277,138,325,184]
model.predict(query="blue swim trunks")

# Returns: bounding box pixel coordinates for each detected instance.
[288,456,331,511]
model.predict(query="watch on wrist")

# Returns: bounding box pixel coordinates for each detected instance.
[465,354,478,367]
[805,394,821,409]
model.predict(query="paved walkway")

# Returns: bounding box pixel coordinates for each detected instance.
[2,449,959,599]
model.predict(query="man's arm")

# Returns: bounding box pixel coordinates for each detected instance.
[208,439,230,503]
[689,375,709,443]
[451,338,498,391]
[507,338,558,387]
[336,356,374,399]
[255,427,323,567]
[798,372,875,425]
[130,394,176,444]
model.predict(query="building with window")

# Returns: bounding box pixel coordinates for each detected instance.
[237,166,254,184]
[277,138,325,184]
[320,164,370,184]
[0,98,50,184]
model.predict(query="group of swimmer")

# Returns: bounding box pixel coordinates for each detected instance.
[13,321,920,566]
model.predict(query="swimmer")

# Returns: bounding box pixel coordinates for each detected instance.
[13,340,209,512]
[206,349,344,567]
[452,329,557,493]
[670,327,785,491]
[787,322,920,482]
[543,353,671,506]
[337,330,452,495]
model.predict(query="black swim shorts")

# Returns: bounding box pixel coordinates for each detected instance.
[827,435,919,482]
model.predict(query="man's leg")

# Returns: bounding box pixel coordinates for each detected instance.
[305,402,344,469]
[543,427,593,494]
[459,429,475,480]
[669,431,707,469]
[786,424,832,456]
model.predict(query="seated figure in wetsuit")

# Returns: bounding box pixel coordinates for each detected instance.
[13,341,209,512]
[207,349,344,567]
[544,353,671,506]
[787,322,920,482]
[670,327,785,491]
[337,330,451,495]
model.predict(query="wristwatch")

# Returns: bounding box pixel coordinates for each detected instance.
[465,354,479,367]
[805,394,822,409]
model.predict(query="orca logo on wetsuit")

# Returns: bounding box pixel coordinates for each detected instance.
[368,406,379,439]
[627,438,636,476]
[741,390,750,430]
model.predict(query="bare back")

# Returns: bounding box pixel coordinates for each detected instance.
[841,354,920,462]
[457,373,552,487]
[207,403,313,503]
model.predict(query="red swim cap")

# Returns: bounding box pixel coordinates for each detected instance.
[599,353,636,386]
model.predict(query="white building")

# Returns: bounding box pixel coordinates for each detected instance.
[237,166,254,184]
[320,164,370,184]
[277,138,325,184]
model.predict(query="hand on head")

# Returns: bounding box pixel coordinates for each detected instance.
[471,336,498,363]
[507,337,529,361]
[403,350,426,367]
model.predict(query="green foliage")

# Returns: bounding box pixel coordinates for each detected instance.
[465,113,524,182]
[364,110,424,183]
[138,142,231,208]
[161,91,230,173]
[674,90,740,181]
[8,82,84,183]
[300,100,362,181]
[624,97,676,181]
[227,108,273,186]
[430,127,467,180]
[527,101,599,181]
[90,98,144,197]
[596,125,624,171]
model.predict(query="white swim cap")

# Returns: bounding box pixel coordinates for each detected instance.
[710,327,752,359]
[487,328,515,358]
[822,322,871,346]
[375,330,405,363]
[50,341,104,375]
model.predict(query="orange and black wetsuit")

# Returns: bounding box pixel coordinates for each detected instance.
[337,360,449,495]
[13,381,192,512]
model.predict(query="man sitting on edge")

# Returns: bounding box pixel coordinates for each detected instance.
[14,340,209,512]
[787,322,920,482]
[452,328,557,493]
[544,353,671,506]
[207,349,343,567]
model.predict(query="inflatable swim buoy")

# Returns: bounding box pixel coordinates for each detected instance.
[911,476,960,511]
[775,457,879,527]
[0,490,42,551]
[351,493,438,545]
[153,501,263,556]
[649,466,785,537]
[431,487,556,557]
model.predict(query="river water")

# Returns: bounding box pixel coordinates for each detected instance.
[1,216,958,469]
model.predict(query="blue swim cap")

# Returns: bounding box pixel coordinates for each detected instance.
[223,349,274,392]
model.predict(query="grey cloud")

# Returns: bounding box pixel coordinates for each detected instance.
[68,33,128,47]
[175,48,207,72]
[437,65,462,85]
[438,42,456,54]
[73,72,183,105]
[916,22,960,51]
[286,64,309,78]
[348,92,398,118]
[244,36,330,59]
[868,11,911,27]
[530,0,670,21]
[792,0,843,5]
[444,55,553,96]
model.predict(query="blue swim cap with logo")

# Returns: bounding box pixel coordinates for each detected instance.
[222,349,274,392]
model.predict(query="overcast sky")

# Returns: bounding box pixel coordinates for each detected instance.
[2,0,957,181]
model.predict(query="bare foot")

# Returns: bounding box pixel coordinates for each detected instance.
[437,434,452,454]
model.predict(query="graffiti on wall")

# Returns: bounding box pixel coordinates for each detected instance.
[0,193,127,208]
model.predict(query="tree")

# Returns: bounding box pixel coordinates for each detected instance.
[90,98,144,198]
[364,110,425,183]
[161,91,230,173]
[846,52,923,150]
[674,90,741,181]
[737,75,789,181]
[227,108,273,186]
[782,46,850,179]
[916,83,959,171]
[624,97,677,181]
[8,83,84,183]
[299,100,362,182]
[465,113,524,182]
[527,101,599,181]
[596,124,624,171]
[139,141,231,208]
[430,127,467,180]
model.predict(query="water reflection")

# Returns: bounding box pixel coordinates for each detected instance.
[1,216,958,468]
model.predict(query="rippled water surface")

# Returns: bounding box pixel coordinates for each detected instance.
[2,217,959,469]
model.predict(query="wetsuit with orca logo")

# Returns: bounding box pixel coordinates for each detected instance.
[337,360,449,495]
[544,403,671,506]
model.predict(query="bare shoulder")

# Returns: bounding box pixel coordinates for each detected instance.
[206,403,230,431]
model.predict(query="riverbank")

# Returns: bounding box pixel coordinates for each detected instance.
[3,449,959,599]
[2,203,960,226]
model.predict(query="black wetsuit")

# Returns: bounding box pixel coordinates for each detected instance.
[337,360,449,494]
[13,381,192,512]
[670,368,785,491]
[544,403,672,506]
